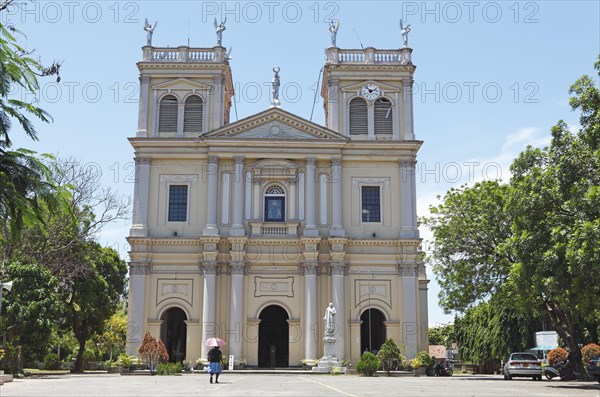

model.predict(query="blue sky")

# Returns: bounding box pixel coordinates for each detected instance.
[4,1,599,326]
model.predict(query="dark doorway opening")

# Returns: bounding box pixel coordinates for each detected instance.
[160,307,187,363]
[258,305,289,367]
[360,308,386,355]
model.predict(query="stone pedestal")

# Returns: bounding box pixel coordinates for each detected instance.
[312,337,341,373]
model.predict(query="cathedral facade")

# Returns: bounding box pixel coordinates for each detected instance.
[126,30,428,367]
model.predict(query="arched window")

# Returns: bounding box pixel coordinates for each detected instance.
[349,97,368,135]
[374,98,393,135]
[158,95,178,133]
[183,95,203,133]
[264,184,285,222]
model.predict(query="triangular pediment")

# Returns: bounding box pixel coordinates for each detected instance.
[204,108,347,141]
[152,78,211,91]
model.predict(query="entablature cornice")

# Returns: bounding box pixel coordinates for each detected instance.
[347,239,422,247]
[127,237,203,246]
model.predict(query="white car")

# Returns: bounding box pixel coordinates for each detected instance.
[503,352,542,380]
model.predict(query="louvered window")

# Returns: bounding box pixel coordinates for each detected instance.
[158,95,178,133]
[349,97,368,135]
[184,95,203,133]
[374,98,393,135]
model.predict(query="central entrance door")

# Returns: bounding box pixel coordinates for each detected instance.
[258,305,289,367]
[360,308,386,355]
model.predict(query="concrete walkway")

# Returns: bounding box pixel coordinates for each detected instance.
[2,372,599,397]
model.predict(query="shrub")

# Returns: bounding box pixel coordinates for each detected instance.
[43,353,62,370]
[416,351,435,367]
[548,347,568,366]
[581,343,600,363]
[138,332,168,375]
[156,362,182,375]
[356,351,380,377]
[116,354,134,368]
[376,338,405,376]
[409,357,422,369]
[0,348,5,361]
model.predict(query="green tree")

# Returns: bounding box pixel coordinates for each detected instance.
[423,57,600,375]
[1,262,59,371]
[428,323,456,347]
[423,181,514,312]
[96,307,128,361]
[59,242,127,373]
[508,57,600,375]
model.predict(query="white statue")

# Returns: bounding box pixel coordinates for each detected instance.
[323,303,336,336]
[214,17,227,46]
[271,67,281,107]
[328,20,339,47]
[400,19,411,48]
[144,19,158,46]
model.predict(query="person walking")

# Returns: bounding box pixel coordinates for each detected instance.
[207,345,222,384]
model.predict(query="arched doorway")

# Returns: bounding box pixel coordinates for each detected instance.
[258,305,289,367]
[160,307,187,363]
[360,308,386,355]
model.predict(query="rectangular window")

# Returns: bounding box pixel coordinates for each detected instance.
[265,197,285,222]
[168,185,188,222]
[361,186,381,223]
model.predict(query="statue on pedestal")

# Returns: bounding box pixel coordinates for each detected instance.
[214,17,227,46]
[323,302,336,337]
[400,19,411,48]
[144,19,158,46]
[328,20,339,48]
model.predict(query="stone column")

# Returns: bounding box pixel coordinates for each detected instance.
[212,77,224,130]
[331,261,346,359]
[402,79,415,140]
[201,261,218,360]
[130,157,151,237]
[126,262,148,355]
[230,156,245,236]
[400,264,418,359]
[302,262,318,360]
[289,177,297,220]
[303,158,318,236]
[228,261,246,362]
[367,104,375,141]
[252,175,261,220]
[330,158,345,237]
[326,79,340,132]
[399,160,418,239]
[203,155,219,235]
[176,101,185,137]
[137,76,150,137]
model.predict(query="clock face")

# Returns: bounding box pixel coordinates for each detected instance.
[361,83,381,100]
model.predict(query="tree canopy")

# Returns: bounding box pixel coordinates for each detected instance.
[423,57,600,373]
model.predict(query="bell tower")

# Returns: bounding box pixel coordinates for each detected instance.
[135,45,234,139]
[321,43,415,141]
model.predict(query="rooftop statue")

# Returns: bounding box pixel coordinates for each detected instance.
[271,67,281,108]
[400,19,411,48]
[329,20,339,48]
[214,17,227,46]
[144,19,158,46]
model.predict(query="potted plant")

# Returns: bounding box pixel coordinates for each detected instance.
[356,351,380,377]
[376,338,405,376]
[234,358,247,369]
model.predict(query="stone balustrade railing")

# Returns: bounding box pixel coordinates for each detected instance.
[326,47,412,65]
[142,46,227,63]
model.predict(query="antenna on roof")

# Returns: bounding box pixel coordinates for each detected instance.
[187,21,190,46]
[352,28,364,49]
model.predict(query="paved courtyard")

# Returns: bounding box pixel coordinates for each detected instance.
[1,373,599,397]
